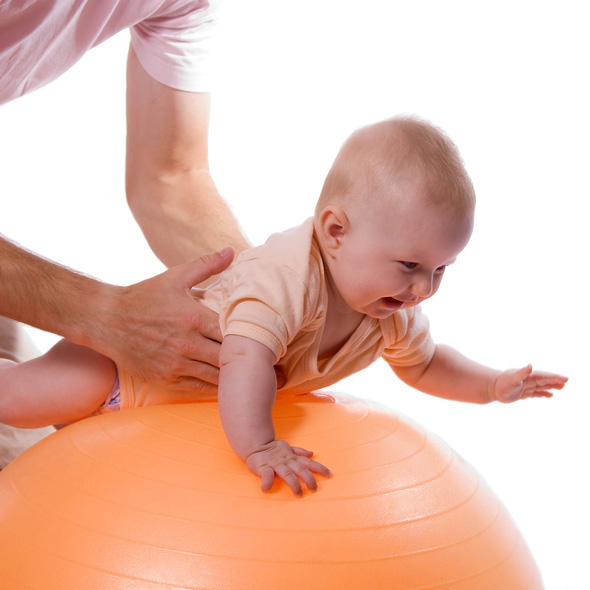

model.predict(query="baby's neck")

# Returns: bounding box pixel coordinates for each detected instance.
[318,304,364,360]
[318,264,364,360]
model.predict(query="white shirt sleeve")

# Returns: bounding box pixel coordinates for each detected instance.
[130,0,219,92]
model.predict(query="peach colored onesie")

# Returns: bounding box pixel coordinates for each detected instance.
[115,219,435,409]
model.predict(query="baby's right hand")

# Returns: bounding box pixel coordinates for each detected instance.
[245,439,332,497]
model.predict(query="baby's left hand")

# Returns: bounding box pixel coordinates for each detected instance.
[493,365,568,403]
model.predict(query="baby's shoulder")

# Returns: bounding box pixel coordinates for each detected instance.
[238,218,321,284]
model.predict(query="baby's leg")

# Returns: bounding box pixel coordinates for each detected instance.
[0,340,116,428]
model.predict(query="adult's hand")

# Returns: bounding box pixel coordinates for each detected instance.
[90,248,234,391]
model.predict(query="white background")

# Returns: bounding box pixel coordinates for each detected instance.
[1,1,588,587]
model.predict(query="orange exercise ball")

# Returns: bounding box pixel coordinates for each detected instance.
[0,392,543,589]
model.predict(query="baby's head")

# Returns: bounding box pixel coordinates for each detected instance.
[314,116,475,318]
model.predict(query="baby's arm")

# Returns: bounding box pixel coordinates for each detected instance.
[218,335,331,496]
[393,344,567,404]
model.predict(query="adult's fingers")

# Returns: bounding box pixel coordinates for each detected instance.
[167,363,220,393]
[189,302,223,346]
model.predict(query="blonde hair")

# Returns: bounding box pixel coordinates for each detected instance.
[315,115,475,219]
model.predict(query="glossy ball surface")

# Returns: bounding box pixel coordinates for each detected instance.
[0,393,542,589]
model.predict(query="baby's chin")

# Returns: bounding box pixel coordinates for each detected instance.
[359,297,404,319]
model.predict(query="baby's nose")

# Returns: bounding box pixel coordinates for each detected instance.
[410,274,434,298]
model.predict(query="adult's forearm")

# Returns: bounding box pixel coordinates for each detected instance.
[1,235,233,389]
[0,234,113,345]
[125,49,250,268]
[127,169,250,268]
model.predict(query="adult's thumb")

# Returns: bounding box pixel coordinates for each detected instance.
[183,247,234,288]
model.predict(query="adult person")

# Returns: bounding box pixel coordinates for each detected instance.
[0,0,249,464]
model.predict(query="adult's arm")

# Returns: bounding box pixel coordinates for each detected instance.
[125,45,250,268]
[0,234,233,391]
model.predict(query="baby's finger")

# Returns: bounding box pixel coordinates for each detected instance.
[534,374,568,389]
[514,364,533,382]
[291,446,314,458]
[275,464,303,497]
[291,464,319,492]
[258,466,276,493]
[300,457,332,478]
[521,386,553,399]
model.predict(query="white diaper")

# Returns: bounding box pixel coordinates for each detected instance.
[96,373,121,414]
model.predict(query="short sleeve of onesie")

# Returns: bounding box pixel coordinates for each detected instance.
[218,257,320,364]
[381,306,436,368]
[130,0,219,92]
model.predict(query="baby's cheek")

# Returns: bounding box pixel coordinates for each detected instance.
[430,276,445,296]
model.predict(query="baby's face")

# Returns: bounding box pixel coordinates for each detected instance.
[329,190,473,319]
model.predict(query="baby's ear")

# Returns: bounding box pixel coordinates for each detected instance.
[317,206,350,256]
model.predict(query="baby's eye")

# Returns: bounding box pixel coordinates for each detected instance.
[401,261,418,270]
[435,265,447,274]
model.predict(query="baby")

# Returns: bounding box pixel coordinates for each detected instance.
[0,116,567,496]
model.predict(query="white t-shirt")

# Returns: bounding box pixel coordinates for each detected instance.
[0,0,218,105]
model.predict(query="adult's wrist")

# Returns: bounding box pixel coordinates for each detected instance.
[63,279,125,354]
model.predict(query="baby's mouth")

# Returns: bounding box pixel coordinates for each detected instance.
[381,297,404,310]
